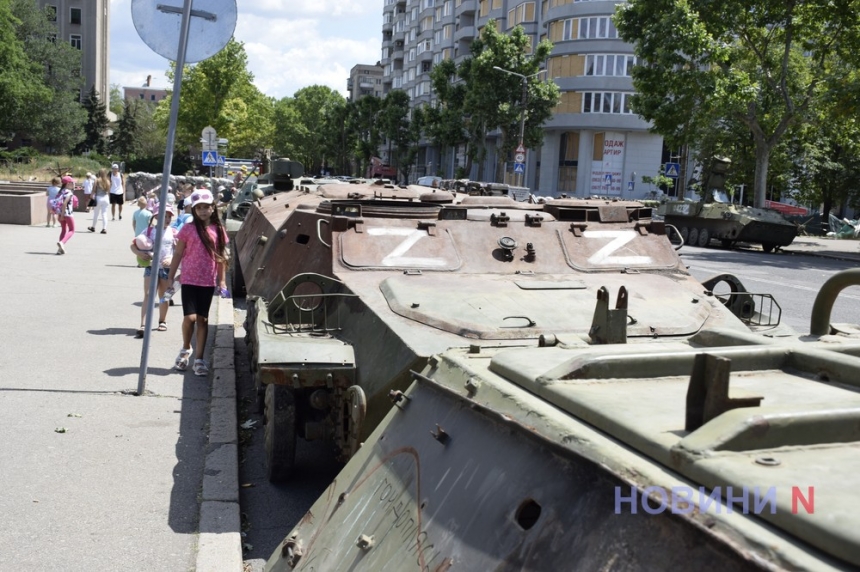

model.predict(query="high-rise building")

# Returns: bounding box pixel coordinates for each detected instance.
[380,0,665,197]
[38,0,110,103]
[347,64,385,102]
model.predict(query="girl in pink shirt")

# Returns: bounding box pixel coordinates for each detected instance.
[166,190,229,376]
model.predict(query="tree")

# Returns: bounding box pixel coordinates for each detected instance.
[109,84,124,117]
[7,0,86,151]
[428,59,469,176]
[320,98,353,176]
[0,0,51,142]
[615,0,860,208]
[272,97,304,161]
[78,85,109,154]
[380,90,413,179]
[111,100,138,159]
[429,21,559,181]
[349,95,383,177]
[162,39,273,156]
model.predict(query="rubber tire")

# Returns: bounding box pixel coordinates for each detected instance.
[679,227,689,244]
[687,227,699,246]
[231,255,246,298]
[761,243,776,253]
[697,228,710,247]
[265,384,297,482]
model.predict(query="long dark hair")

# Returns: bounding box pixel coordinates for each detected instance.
[191,204,228,264]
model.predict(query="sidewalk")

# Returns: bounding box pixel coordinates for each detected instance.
[780,235,860,263]
[0,213,241,571]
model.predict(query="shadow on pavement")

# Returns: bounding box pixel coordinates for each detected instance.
[88,327,141,336]
[103,366,176,377]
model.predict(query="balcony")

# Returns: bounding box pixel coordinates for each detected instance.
[454,25,474,43]
[455,0,476,17]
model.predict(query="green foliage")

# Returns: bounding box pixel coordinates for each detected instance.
[78,86,109,154]
[427,21,559,180]
[349,95,384,176]
[109,84,124,116]
[164,39,273,157]
[615,0,860,207]
[111,100,138,159]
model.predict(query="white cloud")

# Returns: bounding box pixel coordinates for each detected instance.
[109,0,382,99]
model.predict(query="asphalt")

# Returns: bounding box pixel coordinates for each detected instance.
[0,212,242,571]
[0,213,856,571]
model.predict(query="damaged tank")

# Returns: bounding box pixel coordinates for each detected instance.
[262,263,860,571]
[235,186,794,483]
[660,157,799,252]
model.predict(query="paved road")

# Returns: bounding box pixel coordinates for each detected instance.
[0,213,240,571]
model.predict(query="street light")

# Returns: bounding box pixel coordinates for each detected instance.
[492,65,548,187]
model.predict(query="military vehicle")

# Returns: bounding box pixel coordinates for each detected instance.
[263,268,860,571]
[235,187,796,483]
[659,158,799,252]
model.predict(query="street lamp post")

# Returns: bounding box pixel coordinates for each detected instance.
[492,66,547,188]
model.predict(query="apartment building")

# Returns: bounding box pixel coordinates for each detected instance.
[380,0,664,197]
[38,0,110,103]
[347,64,385,102]
[124,76,168,104]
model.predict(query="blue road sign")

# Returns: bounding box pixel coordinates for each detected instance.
[513,163,525,174]
[664,162,681,178]
[604,174,613,185]
[202,151,218,166]
[627,181,635,192]
[216,154,225,166]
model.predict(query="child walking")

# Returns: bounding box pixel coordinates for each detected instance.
[130,206,177,338]
[166,190,229,376]
[46,176,61,228]
[56,176,76,254]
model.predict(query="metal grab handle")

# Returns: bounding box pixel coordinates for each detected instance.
[810,268,860,335]
[317,218,330,248]
[665,223,684,251]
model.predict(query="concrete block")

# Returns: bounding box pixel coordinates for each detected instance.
[212,367,236,400]
[197,501,242,572]
[215,327,233,349]
[202,443,238,502]
[218,297,234,324]
[209,397,237,445]
[212,347,234,370]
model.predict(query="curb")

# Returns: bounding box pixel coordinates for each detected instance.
[196,295,244,571]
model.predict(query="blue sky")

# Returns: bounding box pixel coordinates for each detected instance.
[109,0,382,100]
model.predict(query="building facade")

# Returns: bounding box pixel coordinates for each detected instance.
[380,0,665,197]
[123,76,168,104]
[347,64,385,102]
[38,0,110,103]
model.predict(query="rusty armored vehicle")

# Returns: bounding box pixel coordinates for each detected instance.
[261,260,860,571]
[235,186,799,485]
[660,157,799,252]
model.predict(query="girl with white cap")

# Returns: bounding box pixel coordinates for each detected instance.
[166,189,229,376]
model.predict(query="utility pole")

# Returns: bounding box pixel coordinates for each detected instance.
[492,66,547,188]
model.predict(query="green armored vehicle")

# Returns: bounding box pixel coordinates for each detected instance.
[234,188,791,483]
[660,158,799,252]
[264,269,860,571]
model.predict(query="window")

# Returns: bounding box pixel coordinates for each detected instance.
[584,54,635,76]
[70,34,82,49]
[578,17,618,39]
[443,1,451,16]
[422,0,435,9]
[139,93,145,99]
[492,0,502,9]
[581,92,634,114]
[409,48,416,61]
[434,30,442,43]
[443,24,453,38]
[436,7,442,21]
[562,19,573,40]
[421,16,433,31]
[479,0,489,16]
[507,2,535,27]
[422,61,432,73]
[151,94,156,101]
[70,7,81,25]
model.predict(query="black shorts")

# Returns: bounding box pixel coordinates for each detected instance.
[109,193,124,205]
[181,284,216,317]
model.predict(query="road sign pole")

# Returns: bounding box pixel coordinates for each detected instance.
[137,0,194,396]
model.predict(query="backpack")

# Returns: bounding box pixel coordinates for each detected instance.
[50,190,78,214]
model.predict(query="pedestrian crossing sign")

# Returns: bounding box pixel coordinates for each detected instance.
[664,162,680,177]
[202,151,218,166]
[513,163,525,174]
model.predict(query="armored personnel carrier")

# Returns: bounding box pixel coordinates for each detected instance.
[235,187,792,483]
[263,269,860,571]
[660,158,799,252]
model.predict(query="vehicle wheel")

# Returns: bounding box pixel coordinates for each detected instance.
[697,228,710,247]
[265,384,297,482]
[231,255,246,298]
[761,242,776,253]
[687,227,699,246]
[679,227,689,244]
[720,239,733,249]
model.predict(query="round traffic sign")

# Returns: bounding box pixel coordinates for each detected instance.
[132,0,237,63]
[515,153,525,163]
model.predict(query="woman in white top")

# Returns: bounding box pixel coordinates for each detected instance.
[88,168,111,234]
[109,163,125,220]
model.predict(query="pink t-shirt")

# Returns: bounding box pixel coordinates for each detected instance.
[177,223,228,287]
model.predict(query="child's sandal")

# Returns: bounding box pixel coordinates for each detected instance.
[158,322,167,331]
